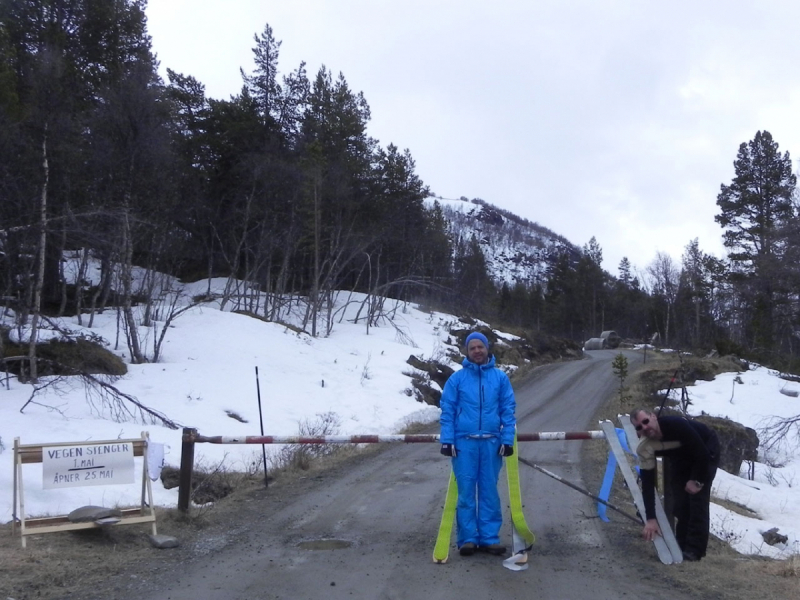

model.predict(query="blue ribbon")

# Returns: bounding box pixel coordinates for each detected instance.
[597,428,636,521]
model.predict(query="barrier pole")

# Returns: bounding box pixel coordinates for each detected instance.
[190,431,607,445]
[178,428,197,512]
[255,367,268,488]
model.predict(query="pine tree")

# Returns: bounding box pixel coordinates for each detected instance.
[579,236,606,336]
[453,236,495,315]
[241,23,282,122]
[715,130,797,352]
[618,257,633,287]
[674,239,716,349]
[543,248,580,339]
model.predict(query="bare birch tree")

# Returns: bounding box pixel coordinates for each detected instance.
[27,129,49,383]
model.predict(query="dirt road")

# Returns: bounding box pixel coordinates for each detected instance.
[99,349,706,600]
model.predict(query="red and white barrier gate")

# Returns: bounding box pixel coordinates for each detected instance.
[177,428,606,511]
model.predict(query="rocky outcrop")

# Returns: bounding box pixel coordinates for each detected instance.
[695,415,759,476]
[475,204,505,226]
[655,409,759,476]
[406,354,453,389]
[405,354,453,407]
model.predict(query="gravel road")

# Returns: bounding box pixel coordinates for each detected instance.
[117,350,702,600]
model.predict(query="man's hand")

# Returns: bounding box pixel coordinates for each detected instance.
[685,480,704,495]
[440,443,456,457]
[498,444,514,457]
[642,519,661,541]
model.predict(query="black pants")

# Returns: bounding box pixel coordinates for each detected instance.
[669,459,718,557]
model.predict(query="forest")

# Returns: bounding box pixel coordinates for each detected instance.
[1,1,799,375]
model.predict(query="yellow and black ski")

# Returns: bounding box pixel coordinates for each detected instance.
[434,437,535,566]
[432,470,458,563]
[505,435,535,567]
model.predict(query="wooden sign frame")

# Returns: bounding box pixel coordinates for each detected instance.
[12,432,158,548]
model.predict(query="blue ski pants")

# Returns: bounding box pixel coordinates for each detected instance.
[451,436,504,547]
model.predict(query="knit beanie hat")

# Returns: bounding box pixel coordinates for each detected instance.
[464,331,490,350]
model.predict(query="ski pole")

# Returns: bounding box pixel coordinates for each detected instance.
[255,367,268,488]
[517,457,641,525]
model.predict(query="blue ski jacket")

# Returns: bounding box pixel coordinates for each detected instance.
[439,355,516,446]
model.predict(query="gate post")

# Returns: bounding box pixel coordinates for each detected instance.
[178,428,197,512]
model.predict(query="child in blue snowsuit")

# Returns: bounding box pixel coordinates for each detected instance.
[439,331,516,556]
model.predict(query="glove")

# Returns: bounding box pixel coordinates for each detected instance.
[440,443,457,457]
[499,444,514,457]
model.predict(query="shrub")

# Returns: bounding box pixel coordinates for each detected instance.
[37,338,127,376]
[1,336,127,378]
[278,412,342,471]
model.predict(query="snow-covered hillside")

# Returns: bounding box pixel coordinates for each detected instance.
[425,196,579,287]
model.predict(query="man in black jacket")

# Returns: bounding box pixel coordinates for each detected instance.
[630,409,720,561]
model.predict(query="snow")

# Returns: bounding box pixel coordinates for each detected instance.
[423,195,563,287]
[1,274,449,525]
[661,366,800,558]
[1,269,799,560]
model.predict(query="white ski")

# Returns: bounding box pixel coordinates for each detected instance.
[599,420,673,565]
[619,416,683,564]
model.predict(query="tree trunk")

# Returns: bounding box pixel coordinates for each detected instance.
[121,211,144,363]
[27,131,49,383]
[87,252,111,328]
[75,247,89,326]
[57,225,68,317]
[311,183,320,337]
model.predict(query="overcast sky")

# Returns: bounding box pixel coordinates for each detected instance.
[145,1,800,274]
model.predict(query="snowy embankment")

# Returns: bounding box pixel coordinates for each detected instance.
[1,277,456,522]
[673,367,800,558]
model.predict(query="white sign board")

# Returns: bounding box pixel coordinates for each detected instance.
[42,442,135,489]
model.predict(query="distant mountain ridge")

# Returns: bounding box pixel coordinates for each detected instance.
[424,196,581,288]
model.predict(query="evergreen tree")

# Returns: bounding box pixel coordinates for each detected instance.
[368,143,430,295]
[422,201,453,277]
[543,248,581,339]
[618,257,633,287]
[0,0,162,306]
[673,239,717,350]
[298,68,375,290]
[452,236,495,315]
[579,236,606,336]
[606,254,651,342]
[276,61,309,146]
[241,23,282,123]
[715,130,797,352]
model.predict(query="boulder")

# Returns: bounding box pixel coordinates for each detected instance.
[160,466,181,490]
[405,354,453,407]
[694,415,759,476]
[160,466,233,503]
[68,506,123,523]
[762,527,788,546]
[411,379,441,407]
[149,534,180,549]
[406,354,454,389]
